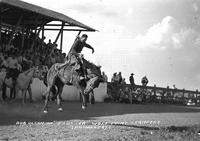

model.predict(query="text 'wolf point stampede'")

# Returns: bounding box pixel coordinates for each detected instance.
[15,120,161,130]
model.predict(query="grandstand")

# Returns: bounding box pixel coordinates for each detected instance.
[0,0,96,66]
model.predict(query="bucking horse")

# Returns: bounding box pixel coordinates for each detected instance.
[42,57,103,113]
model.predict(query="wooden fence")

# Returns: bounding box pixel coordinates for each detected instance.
[107,82,200,105]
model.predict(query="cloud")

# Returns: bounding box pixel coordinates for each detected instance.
[192,2,199,12]
[133,16,177,50]
[131,16,200,51]
[172,28,200,49]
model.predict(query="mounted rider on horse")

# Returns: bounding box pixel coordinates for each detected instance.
[57,34,94,83]
[43,34,103,113]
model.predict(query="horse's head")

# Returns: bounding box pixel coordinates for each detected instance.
[83,59,102,79]
[82,59,104,95]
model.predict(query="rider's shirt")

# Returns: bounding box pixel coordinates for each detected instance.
[70,38,92,55]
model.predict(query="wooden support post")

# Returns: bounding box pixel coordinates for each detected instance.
[182,88,185,98]
[36,21,47,37]
[196,89,198,97]
[0,9,2,46]
[196,89,199,103]
[182,88,185,104]
[36,28,41,36]
[172,88,175,98]
[60,22,64,51]
[153,84,156,96]
[166,86,170,100]
[54,23,64,44]
[42,26,44,39]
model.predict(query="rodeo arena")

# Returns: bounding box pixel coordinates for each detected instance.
[0,0,200,141]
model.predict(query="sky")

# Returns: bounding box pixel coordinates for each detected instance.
[24,0,200,90]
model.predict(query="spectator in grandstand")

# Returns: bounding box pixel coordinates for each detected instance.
[49,43,58,57]
[4,43,15,53]
[55,49,63,63]
[47,39,53,47]
[61,53,67,62]
[33,52,41,66]
[0,53,7,72]
[13,32,22,50]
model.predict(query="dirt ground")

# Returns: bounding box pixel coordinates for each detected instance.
[0,100,200,141]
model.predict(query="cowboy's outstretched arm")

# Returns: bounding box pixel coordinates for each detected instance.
[85,44,94,53]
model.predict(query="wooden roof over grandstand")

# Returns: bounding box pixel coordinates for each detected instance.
[0,0,96,31]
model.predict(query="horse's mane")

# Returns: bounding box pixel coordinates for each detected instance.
[82,58,99,69]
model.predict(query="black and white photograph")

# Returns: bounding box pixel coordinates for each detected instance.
[0,0,200,140]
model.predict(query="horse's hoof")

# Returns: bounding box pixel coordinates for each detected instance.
[43,110,48,114]
[58,107,63,112]
[82,105,86,110]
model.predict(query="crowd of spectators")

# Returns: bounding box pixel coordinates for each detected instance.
[111,72,148,86]
[107,72,149,103]
[0,30,66,70]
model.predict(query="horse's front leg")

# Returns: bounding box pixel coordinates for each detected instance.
[22,90,26,105]
[81,89,87,110]
[43,86,51,113]
[2,82,7,101]
[57,85,64,112]
[90,90,95,104]
[10,88,14,101]
[27,85,33,102]
[8,86,17,103]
